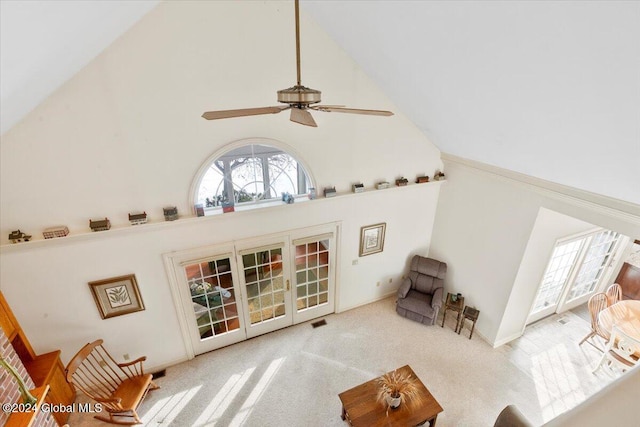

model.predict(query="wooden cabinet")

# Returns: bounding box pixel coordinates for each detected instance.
[5,385,53,427]
[0,292,75,426]
[616,262,640,300]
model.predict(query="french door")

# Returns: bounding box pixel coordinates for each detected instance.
[291,232,333,324]
[164,224,337,356]
[166,245,247,355]
[237,239,293,338]
[527,228,622,324]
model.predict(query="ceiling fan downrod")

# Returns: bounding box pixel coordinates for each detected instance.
[295,0,302,86]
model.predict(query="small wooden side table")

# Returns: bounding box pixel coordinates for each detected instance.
[457,306,480,339]
[441,292,464,331]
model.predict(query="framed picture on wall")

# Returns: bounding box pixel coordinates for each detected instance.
[359,223,386,256]
[88,274,145,319]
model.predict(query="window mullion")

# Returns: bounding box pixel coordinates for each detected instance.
[261,155,271,199]
[297,164,307,194]
[222,158,234,205]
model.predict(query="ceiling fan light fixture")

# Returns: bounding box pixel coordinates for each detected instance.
[277,85,322,105]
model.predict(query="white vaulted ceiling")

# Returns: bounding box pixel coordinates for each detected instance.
[0,0,159,134]
[1,1,639,204]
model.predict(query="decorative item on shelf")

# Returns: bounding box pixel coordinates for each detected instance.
[395,177,409,186]
[324,187,337,198]
[194,204,205,217]
[352,183,365,193]
[451,292,462,302]
[376,181,390,190]
[8,230,32,243]
[434,170,446,181]
[163,206,179,221]
[43,225,69,239]
[308,187,317,200]
[281,192,295,204]
[89,218,111,232]
[416,175,430,183]
[128,211,148,225]
[0,355,38,406]
[376,369,420,413]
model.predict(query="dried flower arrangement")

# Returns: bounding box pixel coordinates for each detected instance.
[376,369,421,412]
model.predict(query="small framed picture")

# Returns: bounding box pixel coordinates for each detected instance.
[88,274,145,319]
[359,223,387,256]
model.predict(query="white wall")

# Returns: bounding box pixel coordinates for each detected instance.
[0,0,441,234]
[429,155,640,345]
[543,364,640,427]
[0,183,441,369]
[0,1,442,368]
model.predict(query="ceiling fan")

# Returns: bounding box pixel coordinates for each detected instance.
[202,0,393,127]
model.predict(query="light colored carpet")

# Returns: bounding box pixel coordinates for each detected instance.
[67,297,610,427]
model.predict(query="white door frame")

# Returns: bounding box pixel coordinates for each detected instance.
[163,222,340,359]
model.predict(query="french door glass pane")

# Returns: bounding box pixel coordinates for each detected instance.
[243,248,285,325]
[185,257,239,340]
[295,240,330,311]
[531,239,583,314]
[566,231,619,301]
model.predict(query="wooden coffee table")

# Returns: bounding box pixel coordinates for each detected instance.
[338,365,443,427]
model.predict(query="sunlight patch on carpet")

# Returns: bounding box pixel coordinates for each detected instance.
[531,344,585,422]
[141,385,201,424]
[228,357,286,426]
[193,366,256,426]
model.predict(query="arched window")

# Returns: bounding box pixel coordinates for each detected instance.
[193,140,314,214]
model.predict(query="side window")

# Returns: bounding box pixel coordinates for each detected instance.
[195,143,313,214]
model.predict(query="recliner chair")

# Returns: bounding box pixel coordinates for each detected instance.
[396,255,446,325]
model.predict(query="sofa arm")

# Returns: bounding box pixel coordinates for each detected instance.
[397,278,412,299]
[494,405,533,427]
[431,287,444,309]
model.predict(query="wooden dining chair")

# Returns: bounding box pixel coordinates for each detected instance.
[579,292,610,351]
[593,324,640,376]
[605,283,622,306]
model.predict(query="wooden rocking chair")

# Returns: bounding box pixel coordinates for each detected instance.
[65,339,159,425]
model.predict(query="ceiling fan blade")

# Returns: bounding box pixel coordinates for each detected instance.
[202,106,287,120]
[290,108,317,127]
[312,106,394,116]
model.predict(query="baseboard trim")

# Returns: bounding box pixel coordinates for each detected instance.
[337,291,397,313]
[492,331,524,348]
[148,356,190,375]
